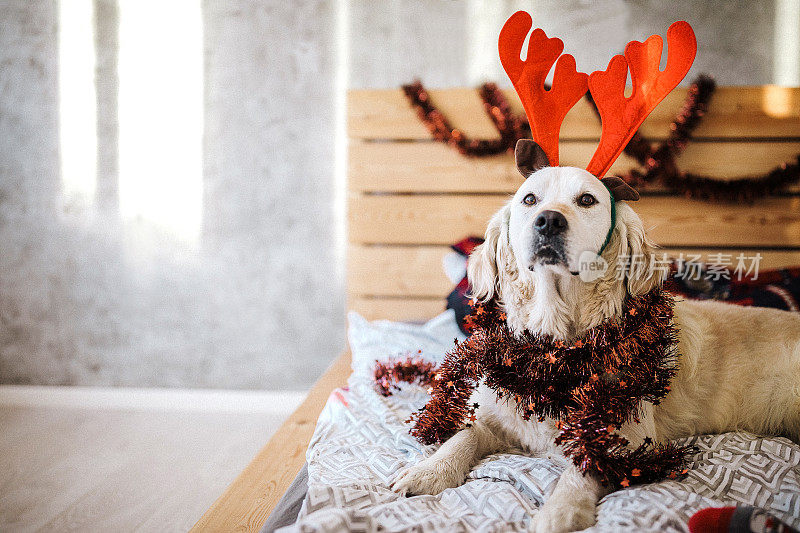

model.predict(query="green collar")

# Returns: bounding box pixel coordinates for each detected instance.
[598,184,616,256]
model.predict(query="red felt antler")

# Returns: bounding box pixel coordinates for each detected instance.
[499,11,588,166]
[586,21,696,177]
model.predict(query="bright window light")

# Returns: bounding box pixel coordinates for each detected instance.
[763,85,795,118]
[466,0,507,85]
[334,0,349,283]
[59,0,98,207]
[118,0,203,242]
[774,0,800,86]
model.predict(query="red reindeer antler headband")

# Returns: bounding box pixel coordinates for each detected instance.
[499,11,697,178]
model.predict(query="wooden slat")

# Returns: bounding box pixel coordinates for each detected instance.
[348,245,454,297]
[349,87,800,141]
[349,296,446,321]
[349,239,800,317]
[349,140,800,193]
[348,245,800,297]
[191,352,352,533]
[678,141,800,179]
[347,245,459,297]
[349,194,800,247]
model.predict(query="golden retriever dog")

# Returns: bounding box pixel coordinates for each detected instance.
[392,140,800,533]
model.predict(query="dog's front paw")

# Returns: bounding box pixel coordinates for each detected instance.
[528,498,597,533]
[390,458,465,496]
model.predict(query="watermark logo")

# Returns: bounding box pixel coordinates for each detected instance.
[671,252,762,282]
[578,251,608,282]
[576,251,762,284]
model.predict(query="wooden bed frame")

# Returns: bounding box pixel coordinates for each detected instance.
[192,86,800,531]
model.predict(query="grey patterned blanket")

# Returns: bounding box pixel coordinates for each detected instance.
[278,311,800,532]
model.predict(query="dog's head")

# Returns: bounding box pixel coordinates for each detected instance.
[469,140,662,302]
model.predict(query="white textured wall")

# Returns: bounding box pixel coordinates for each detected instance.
[348,0,776,88]
[0,0,343,389]
[0,0,782,389]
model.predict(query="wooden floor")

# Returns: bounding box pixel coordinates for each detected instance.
[0,394,300,532]
[192,352,351,532]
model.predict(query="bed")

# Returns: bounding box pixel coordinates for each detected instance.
[191,86,800,532]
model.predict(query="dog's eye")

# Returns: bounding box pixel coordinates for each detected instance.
[578,193,597,207]
[522,193,537,206]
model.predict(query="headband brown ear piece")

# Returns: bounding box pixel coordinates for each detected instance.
[601,176,640,201]
[515,139,550,178]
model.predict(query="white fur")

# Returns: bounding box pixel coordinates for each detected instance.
[391,167,800,532]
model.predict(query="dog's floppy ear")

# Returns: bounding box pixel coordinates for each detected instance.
[515,139,550,178]
[613,204,664,296]
[468,205,511,302]
[601,176,639,201]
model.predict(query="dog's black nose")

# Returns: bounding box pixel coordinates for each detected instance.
[534,210,568,236]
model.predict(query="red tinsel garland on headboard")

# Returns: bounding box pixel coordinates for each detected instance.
[401,78,800,202]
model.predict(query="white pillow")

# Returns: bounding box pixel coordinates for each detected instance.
[347,310,466,376]
[442,251,468,284]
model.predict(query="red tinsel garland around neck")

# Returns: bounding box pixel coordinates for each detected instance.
[374,288,693,489]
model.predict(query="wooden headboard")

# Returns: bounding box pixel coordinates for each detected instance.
[347,87,800,321]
